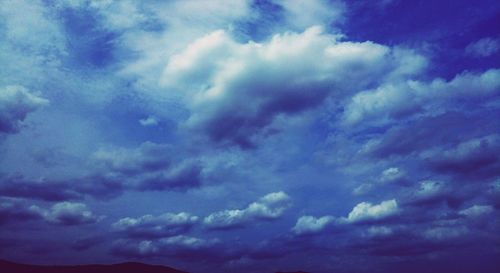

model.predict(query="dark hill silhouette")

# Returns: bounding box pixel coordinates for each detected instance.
[0,259,188,273]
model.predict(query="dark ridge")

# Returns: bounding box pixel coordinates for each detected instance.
[0,259,188,273]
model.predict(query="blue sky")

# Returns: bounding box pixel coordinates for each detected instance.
[0,1,499,272]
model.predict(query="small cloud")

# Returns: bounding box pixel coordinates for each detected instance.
[0,85,48,134]
[466,37,500,57]
[380,167,406,184]
[113,212,198,238]
[111,235,221,259]
[459,205,494,218]
[344,199,399,223]
[203,191,291,229]
[352,183,373,196]
[292,215,335,235]
[139,116,159,127]
[423,226,468,241]
[365,226,393,238]
[43,202,101,225]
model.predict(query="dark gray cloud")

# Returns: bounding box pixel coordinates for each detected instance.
[424,134,500,180]
[0,198,42,225]
[366,112,496,159]
[71,235,106,251]
[0,175,82,201]
[111,235,230,261]
[93,142,173,175]
[0,142,207,202]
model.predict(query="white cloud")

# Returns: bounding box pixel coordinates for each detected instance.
[344,68,500,125]
[466,37,500,57]
[43,202,100,225]
[414,180,447,199]
[117,0,253,93]
[0,85,49,133]
[380,167,406,184]
[352,183,373,196]
[345,199,398,223]
[113,212,198,238]
[203,191,291,229]
[459,205,494,218]
[292,215,335,235]
[161,26,414,146]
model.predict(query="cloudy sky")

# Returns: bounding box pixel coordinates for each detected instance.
[1,0,499,272]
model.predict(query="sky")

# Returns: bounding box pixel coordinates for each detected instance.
[0,0,499,272]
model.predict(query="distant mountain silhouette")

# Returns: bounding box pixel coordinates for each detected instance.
[0,259,188,273]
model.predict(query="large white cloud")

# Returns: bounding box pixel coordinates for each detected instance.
[203,191,291,229]
[161,26,418,147]
[0,85,48,133]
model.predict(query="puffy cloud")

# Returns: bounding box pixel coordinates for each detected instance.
[466,37,500,57]
[203,192,291,229]
[292,215,335,235]
[42,202,101,225]
[0,85,48,134]
[344,69,500,124]
[379,167,406,184]
[344,199,399,223]
[113,212,198,238]
[161,26,414,147]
